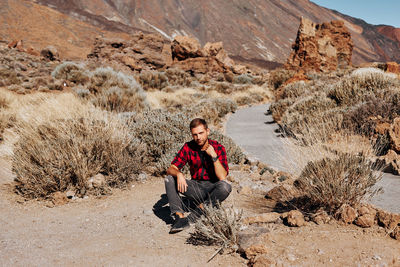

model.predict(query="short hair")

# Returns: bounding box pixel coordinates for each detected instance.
[190,118,208,130]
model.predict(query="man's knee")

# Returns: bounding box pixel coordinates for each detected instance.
[215,180,232,197]
[164,175,175,186]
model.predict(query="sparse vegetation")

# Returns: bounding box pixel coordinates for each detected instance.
[295,152,382,214]
[188,203,242,250]
[13,107,145,198]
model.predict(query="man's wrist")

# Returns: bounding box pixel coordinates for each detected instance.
[212,156,219,162]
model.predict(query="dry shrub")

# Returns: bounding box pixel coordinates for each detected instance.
[13,100,145,199]
[146,88,198,109]
[233,74,254,84]
[0,68,21,86]
[186,98,237,126]
[210,81,233,94]
[165,68,193,87]
[138,70,169,90]
[269,69,295,89]
[328,68,399,106]
[295,152,382,214]
[84,67,148,112]
[188,203,242,249]
[52,61,90,85]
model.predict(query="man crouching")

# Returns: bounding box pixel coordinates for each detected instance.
[165,118,232,234]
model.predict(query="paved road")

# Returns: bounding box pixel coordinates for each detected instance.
[226,104,400,213]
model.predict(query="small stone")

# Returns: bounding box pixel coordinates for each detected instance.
[312,210,331,225]
[317,249,324,255]
[66,190,75,199]
[51,191,68,205]
[286,210,305,227]
[138,173,148,181]
[372,255,382,261]
[88,173,106,188]
[41,46,59,61]
[245,244,268,259]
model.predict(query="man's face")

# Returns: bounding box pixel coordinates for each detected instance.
[191,124,210,147]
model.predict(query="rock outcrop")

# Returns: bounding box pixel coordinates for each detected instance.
[88,34,246,74]
[285,17,353,72]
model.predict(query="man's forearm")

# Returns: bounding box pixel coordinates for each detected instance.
[213,159,227,180]
[167,165,182,177]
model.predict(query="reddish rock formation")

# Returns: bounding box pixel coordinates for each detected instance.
[285,17,353,72]
[171,36,203,61]
[88,33,245,74]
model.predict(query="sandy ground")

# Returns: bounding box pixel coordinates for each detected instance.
[226,103,400,214]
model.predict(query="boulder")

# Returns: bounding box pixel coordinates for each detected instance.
[338,204,357,224]
[378,149,400,175]
[171,35,203,61]
[355,214,375,228]
[377,209,400,229]
[312,210,331,225]
[286,210,305,227]
[7,40,18,48]
[265,184,299,202]
[285,17,353,72]
[41,46,59,61]
[172,57,224,74]
[384,62,400,75]
[389,117,400,153]
[26,46,40,56]
[203,41,223,57]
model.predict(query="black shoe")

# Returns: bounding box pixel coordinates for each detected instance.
[169,217,190,234]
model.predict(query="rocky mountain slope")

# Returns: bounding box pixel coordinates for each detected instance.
[1,0,399,65]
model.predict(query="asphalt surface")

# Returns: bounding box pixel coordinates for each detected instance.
[226,104,400,213]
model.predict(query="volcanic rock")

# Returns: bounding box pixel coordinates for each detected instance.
[355,214,375,228]
[41,46,59,61]
[265,184,299,202]
[171,36,203,61]
[285,17,353,72]
[338,204,357,224]
[389,117,400,153]
[245,244,268,259]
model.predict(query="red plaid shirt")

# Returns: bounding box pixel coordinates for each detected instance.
[171,139,229,181]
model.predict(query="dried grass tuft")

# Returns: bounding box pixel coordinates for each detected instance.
[188,203,242,250]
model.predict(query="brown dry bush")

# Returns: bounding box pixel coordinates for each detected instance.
[0,68,21,86]
[269,68,295,89]
[13,110,145,199]
[188,203,242,250]
[138,70,169,90]
[185,98,237,126]
[295,152,382,214]
[83,67,149,112]
[328,68,399,106]
[52,61,90,85]
[165,68,193,87]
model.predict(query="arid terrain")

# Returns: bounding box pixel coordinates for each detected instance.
[1,0,400,266]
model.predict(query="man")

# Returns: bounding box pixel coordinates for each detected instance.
[165,118,232,234]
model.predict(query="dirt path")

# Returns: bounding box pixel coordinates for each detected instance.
[0,156,246,266]
[226,103,400,214]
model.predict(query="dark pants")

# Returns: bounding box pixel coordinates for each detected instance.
[164,175,232,216]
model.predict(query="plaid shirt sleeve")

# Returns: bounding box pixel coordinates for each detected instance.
[171,143,188,170]
[216,144,229,175]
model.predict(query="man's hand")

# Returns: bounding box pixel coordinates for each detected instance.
[203,143,217,158]
[177,173,188,193]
